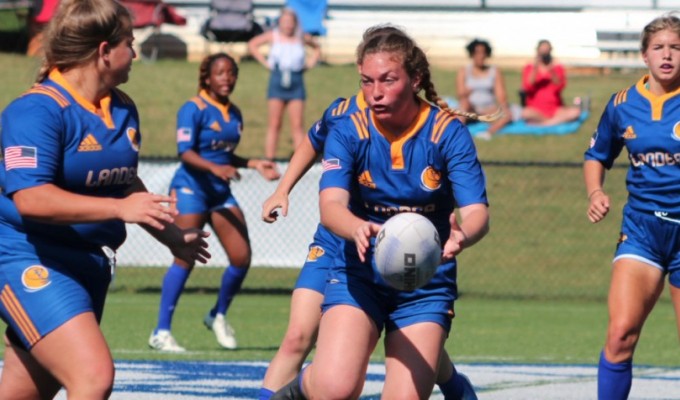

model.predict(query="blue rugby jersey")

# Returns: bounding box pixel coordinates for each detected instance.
[0,69,141,250]
[320,99,487,282]
[585,75,680,214]
[172,90,243,193]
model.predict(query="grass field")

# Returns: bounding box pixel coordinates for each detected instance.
[1,51,678,372]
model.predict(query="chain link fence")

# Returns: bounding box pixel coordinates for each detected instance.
[114,158,628,301]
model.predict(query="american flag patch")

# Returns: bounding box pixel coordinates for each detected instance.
[5,146,37,170]
[322,158,341,172]
[177,127,192,143]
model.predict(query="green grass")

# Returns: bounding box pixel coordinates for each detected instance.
[1,53,675,367]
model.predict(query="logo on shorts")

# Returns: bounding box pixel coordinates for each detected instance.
[306,246,325,262]
[21,265,51,292]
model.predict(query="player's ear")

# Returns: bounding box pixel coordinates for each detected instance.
[99,41,111,60]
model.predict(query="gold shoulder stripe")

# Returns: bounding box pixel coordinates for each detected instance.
[190,96,207,110]
[614,88,629,106]
[432,114,454,144]
[332,99,351,116]
[1,285,40,346]
[350,111,369,140]
[24,85,69,108]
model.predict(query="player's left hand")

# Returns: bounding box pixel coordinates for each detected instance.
[170,228,211,264]
[353,221,381,263]
[255,160,281,181]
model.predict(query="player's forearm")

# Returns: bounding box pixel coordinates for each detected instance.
[180,150,220,173]
[584,160,606,197]
[13,183,120,223]
[457,204,489,248]
[276,137,318,195]
[320,200,363,241]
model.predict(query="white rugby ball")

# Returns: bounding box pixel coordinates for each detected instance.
[374,212,441,291]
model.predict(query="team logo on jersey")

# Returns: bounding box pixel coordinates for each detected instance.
[306,246,325,262]
[622,126,636,140]
[672,122,680,141]
[420,167,442,191]
[177,127,192,143]
[209,121,221,132]
[77,134,102,152]
[358,170,376,188]
[21,265,51,292]
[127,127,141,152]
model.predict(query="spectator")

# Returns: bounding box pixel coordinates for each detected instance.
[521,39,581,126]
[248,8,321,160]
[456,38,512,140]
[26,0,60,56]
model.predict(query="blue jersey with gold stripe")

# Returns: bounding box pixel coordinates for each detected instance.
[320,99,487,282]
[172,90,243,193]
[585,75,680,214]
[0,70,141,250]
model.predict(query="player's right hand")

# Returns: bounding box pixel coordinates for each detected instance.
[211,165,241,182]
[117,192,178,230]
[587,190,610,223]
[353,221,381,263]
[261,191,289,223]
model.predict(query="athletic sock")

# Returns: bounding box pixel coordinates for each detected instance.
[258,387,274,400]
[212,265,248,316]
[598,350,632,400]
[155,263,190,332]
[437,366,464,400]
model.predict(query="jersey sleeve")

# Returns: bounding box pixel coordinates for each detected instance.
[308,97,348,153]
[319,117,356,193]
[441,120,488,207]
[1,96,63,196]
[176,101,201,155]
[584,93,624,169]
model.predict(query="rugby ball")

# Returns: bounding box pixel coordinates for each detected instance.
[374,212,441,291]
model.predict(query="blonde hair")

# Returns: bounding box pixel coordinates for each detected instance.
[641,13,680,52]
[356,25,499,122]
[36,0,133,82]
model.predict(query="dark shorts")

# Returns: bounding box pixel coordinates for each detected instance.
[267,68,305,101]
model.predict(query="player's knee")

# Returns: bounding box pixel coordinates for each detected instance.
[311,374,363,400]
[65,363,114,399]
[606,323,640,356]
[280,327,314,355]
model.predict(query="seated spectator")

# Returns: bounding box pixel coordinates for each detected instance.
[520,39,581,126]
[456,38,512,140]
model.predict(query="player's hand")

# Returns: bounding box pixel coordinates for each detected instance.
[587,190,610,223]
[262,191,288,223]
[353,221,381,263]
[117,192,178,230]
[211,165,241,182]
[255,159,281,181]
[170,228,211,265]
[442,216,465,261]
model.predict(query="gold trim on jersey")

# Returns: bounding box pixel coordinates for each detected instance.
[431,110,456,144]
[635,74,680,121]
[189,96,207,110]
[1,284,40,346]
[199,90,231,122]
[371,100,431,170]
[49,69,115,129]
[614,88,629,107]
[24,85,70,108]
[350,110,370,140]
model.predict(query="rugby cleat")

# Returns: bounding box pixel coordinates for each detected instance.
[148,330,186,352]
[203,312,237,349]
